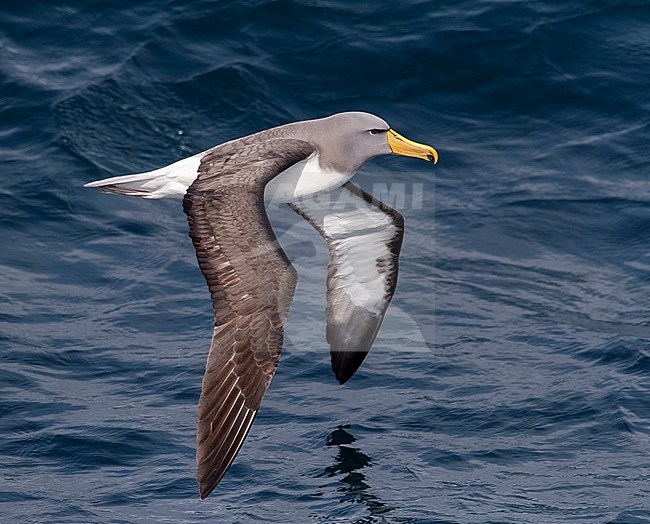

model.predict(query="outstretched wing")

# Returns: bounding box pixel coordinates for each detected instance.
[289,182,404,384]
[183,139,314,499]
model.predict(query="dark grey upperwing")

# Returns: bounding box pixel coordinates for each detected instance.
[183,138,314,499]
[289,182,404,384]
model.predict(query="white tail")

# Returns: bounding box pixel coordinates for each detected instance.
[84,152,204,199]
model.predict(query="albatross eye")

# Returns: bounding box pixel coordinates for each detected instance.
[368,129,387,135]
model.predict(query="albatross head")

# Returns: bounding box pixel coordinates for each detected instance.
[309,111,438,174]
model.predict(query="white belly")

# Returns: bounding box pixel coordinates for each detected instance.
[264,154,353,203]
[86,152,353,203]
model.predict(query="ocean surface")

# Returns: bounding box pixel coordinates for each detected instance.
[1,1,649,522]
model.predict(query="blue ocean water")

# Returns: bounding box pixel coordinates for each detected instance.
[1,0,649,522]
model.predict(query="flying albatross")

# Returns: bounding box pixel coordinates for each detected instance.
[85,111,437,499]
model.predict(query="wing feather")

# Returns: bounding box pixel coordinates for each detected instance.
[290,182,404,384]
[184,138,314,498]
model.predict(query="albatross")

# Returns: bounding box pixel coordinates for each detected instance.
[85,111,438,499]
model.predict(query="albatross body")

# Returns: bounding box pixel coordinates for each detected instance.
[85,111,437,499]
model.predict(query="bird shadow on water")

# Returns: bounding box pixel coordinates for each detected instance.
[318,425,395,523]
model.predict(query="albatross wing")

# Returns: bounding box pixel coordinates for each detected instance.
[183,138,314,499]
[289,182,404,384]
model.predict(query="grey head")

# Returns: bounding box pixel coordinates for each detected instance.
[284,111,438,175]
[306,112,391,174]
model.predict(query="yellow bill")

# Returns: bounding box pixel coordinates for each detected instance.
[387,129,438,164]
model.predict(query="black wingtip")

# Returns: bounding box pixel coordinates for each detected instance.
[331,350,369,385]
[199,487,210,500]
[198,472,224,500]
[336,374,351,385]
[199,482,216,500]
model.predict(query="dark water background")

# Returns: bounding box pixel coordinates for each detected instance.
[1,1,650,522]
